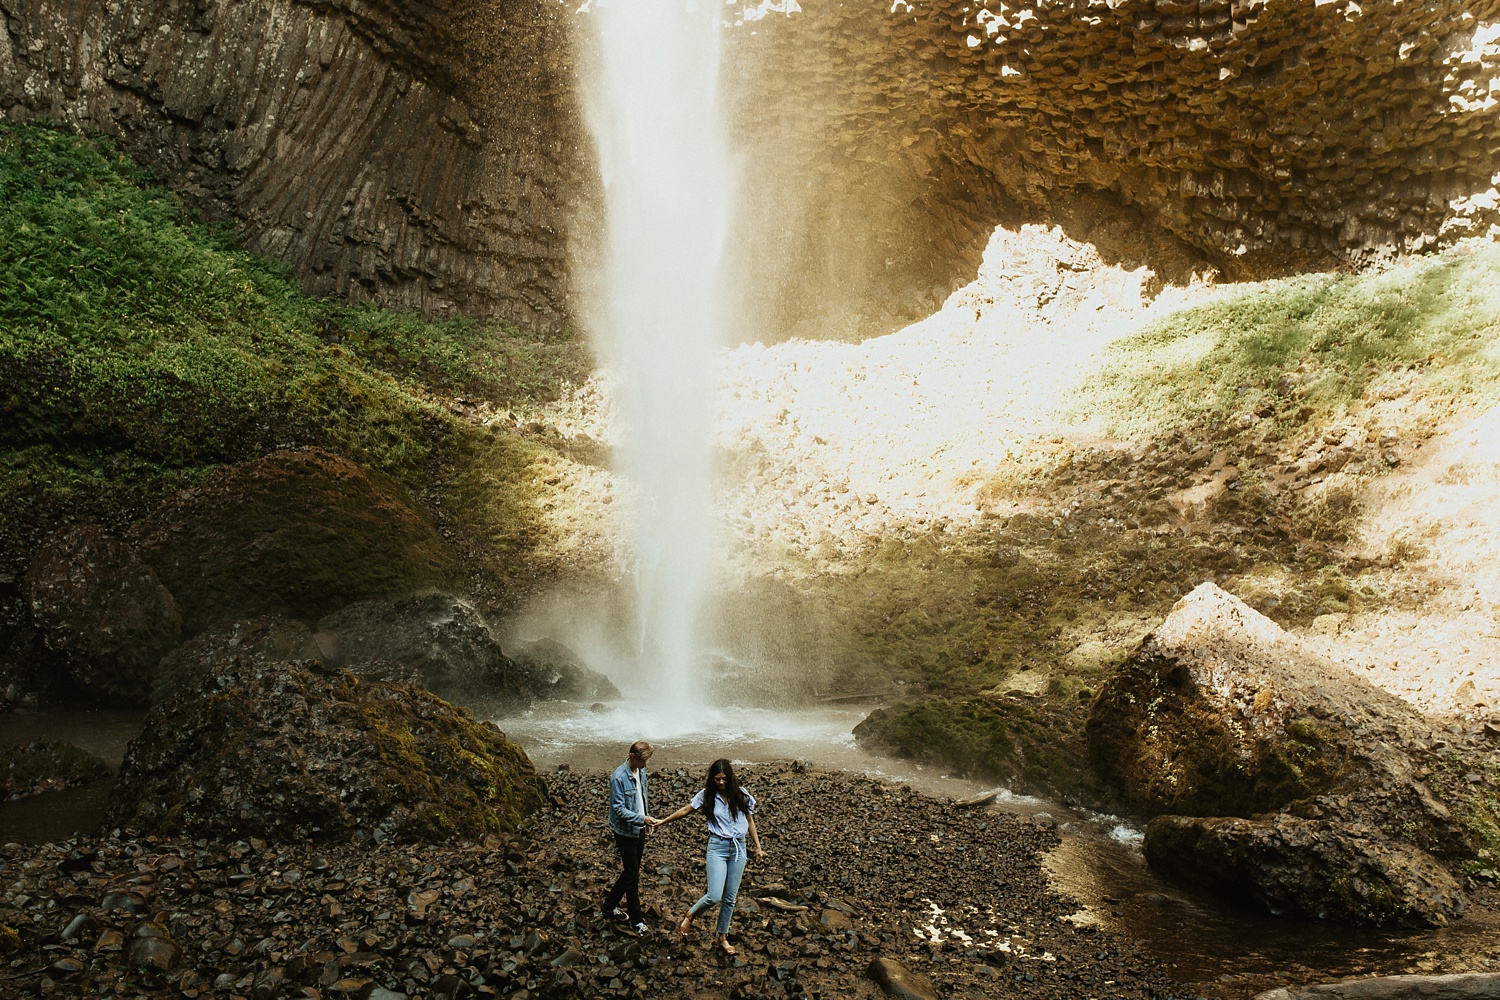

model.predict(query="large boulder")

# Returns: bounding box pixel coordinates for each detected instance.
[151,616,325,704]
[23,525,181,704]
[1086,582,1500,926]
[128,448,461,633]
[1145,814,1465,929]
[106,659,547,844]
[1087,583,1440,823]
[508,638,620,703]
[316,593,530,708]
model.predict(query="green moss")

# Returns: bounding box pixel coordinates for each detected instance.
[0,924,20,954]
[1076,244,1500,445]
[0,121,588,591]
[854,694,1099,803]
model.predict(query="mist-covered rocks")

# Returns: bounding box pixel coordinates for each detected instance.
[23,524,180,704]
[105,659,546,845]
[508,638,620,703]
[318,593,534,710]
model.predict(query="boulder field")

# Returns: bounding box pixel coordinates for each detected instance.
[1087,583,1500,927]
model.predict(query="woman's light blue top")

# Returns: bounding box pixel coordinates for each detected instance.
[690,787,756,839]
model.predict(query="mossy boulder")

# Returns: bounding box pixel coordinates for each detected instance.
[854,692,1099,805]
[128,448,461,633]
[1145,814,1465,928]
[1086,583,1425,820]
[1,741,110,800]
[23,525,181,704]
[106,658,547,844]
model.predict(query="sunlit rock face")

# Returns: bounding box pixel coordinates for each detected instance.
[0,0,579,331]
[729,0,1500,335]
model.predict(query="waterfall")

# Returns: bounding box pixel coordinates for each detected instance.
[579,0,734,716]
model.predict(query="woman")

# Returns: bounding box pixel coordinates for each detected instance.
[655,758,765,955]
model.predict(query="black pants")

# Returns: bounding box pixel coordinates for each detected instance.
[604,832,645,923]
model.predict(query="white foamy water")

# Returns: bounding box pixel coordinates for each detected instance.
[578,0,735,717]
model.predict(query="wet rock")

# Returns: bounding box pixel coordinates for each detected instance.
[106,658,547,844]
[1089,584,1496,923]
[0,741,109,800]
[868,956,939,1000]
[508,638,620,703]
[317,593,529,708]
[128,922,180,972]
[1087,583,1429,817]
[1146,814,1465,928]
[152,615,324,704]
[129,448,461,633]
[24,524,181,704]
[1252,972,1500,1000]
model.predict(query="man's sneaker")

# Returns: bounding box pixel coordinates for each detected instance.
[611,907,628,921]
[632,921,649,936]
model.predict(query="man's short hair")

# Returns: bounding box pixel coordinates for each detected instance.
[628,740,654,760]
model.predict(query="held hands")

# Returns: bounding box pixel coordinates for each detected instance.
[644,816,663,828]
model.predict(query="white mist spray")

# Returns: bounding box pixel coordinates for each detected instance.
[580,0,734,718]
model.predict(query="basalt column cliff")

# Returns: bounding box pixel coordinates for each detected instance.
[0,0,581,331]
[727,0,1500,336]
[4,1,1497,333]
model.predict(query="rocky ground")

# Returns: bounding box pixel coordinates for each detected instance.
[0,763,1182,1000]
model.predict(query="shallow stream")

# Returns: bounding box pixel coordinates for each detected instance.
[5,703,1498,998]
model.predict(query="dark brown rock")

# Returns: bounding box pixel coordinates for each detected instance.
[129,448,461,633]
[0,741,110,800]
[318,593,530,708]
[1145,813,1465,928]
[152,615,324,704]
[24,525,181,704]
[868,956,940,1000]
[106,658,547,844]
[508,638,620,703]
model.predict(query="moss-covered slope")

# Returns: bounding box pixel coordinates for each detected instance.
[0,121,591,616]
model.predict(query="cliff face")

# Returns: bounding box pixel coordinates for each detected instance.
[727,0,1500,335]
[3,0,1497,334]
[0,0,581,331]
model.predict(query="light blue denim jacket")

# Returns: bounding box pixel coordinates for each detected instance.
[607,760,649,837]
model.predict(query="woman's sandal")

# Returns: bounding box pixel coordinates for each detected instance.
[678,915,692,938]
[719,938,737,956]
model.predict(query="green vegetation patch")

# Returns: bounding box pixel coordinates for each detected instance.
[1078,243,1500,444]
[0,122,589,606]
[853,694,1099,804]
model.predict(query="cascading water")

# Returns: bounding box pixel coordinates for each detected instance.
[579,0,735,720]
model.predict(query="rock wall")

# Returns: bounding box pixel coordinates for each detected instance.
[728,0,1500,335]
[0,0,581,331]
[3,0,1496,333]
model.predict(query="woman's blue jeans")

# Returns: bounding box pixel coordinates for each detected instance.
[690,834,748,935]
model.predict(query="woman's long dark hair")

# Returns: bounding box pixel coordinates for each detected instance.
[702,758,749,823]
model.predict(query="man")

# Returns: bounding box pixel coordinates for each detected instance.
[604,739,658,934]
